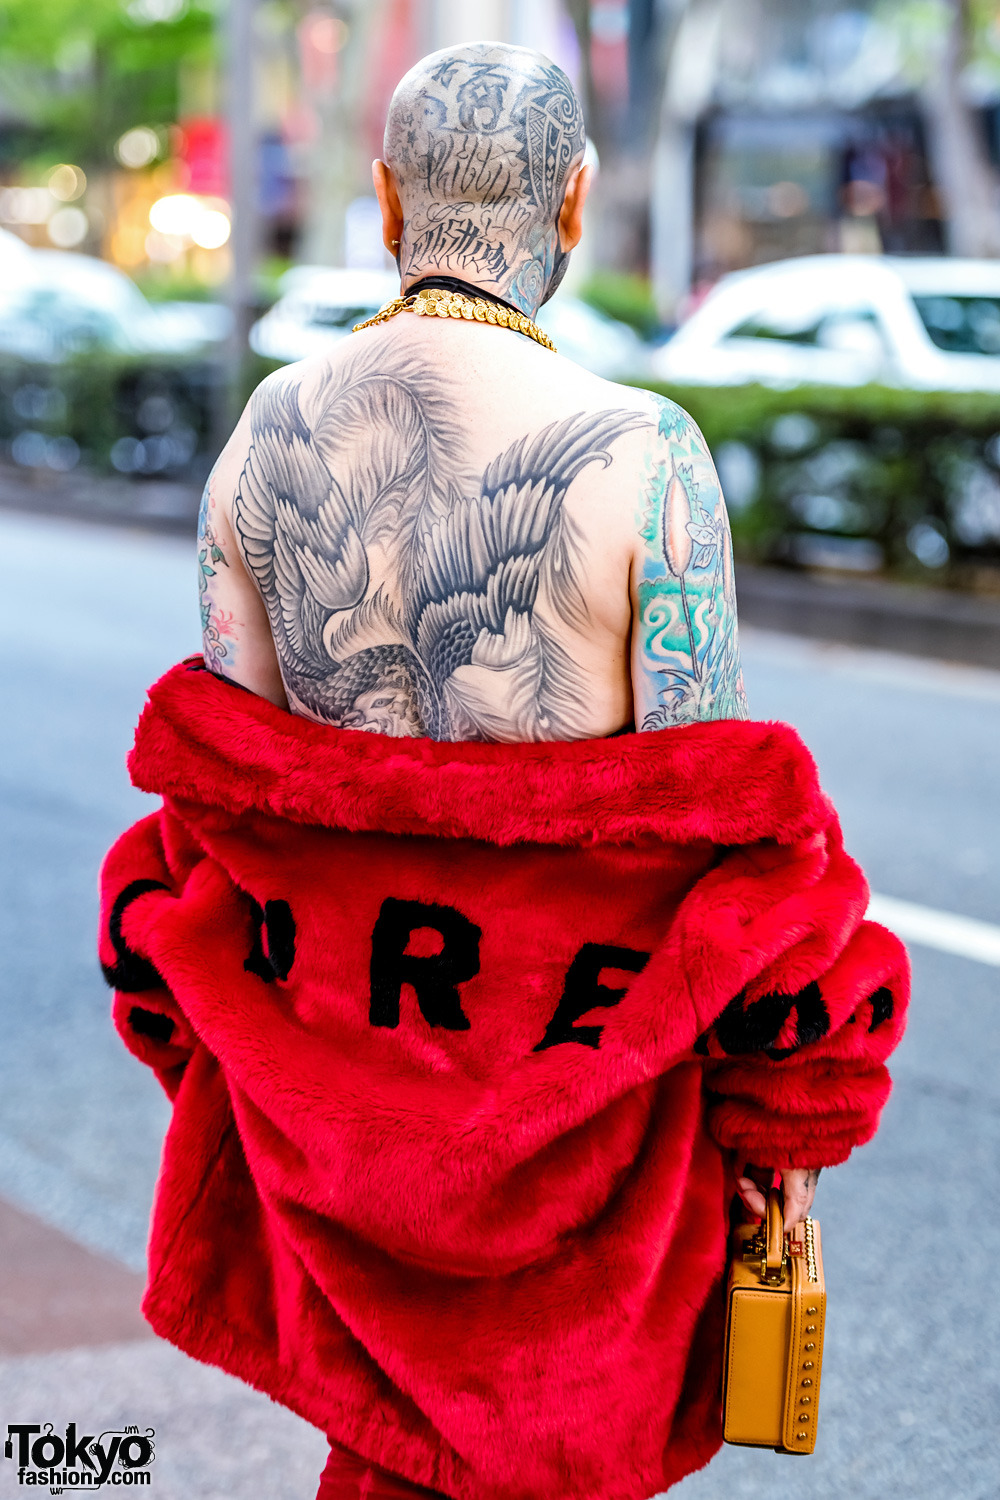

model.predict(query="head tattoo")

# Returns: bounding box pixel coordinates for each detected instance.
[384,42,586,317]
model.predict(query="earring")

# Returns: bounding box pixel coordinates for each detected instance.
[391,238,400,247]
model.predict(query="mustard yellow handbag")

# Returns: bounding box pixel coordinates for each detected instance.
[722,1188,826,1454]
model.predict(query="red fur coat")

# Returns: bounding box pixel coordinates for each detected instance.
[100,659,908,1500]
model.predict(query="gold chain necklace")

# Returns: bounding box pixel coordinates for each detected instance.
[353,286,557,352]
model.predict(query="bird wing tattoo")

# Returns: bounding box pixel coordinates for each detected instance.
[233,348,646,738]
[235,375,369,680]
[408,410,646,737]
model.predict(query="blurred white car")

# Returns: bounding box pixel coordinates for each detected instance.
[251,265,650,379]
[537,295,649,379]
[653,255,1000,392]
[250,267,402,362]
[0,226,33,268]
[0,246,229,361]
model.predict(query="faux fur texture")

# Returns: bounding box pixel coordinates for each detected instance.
[100,660,909,1500]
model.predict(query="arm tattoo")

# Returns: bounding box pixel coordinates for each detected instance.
[197,470,237,675]
[635,397,748,728]
[385,49,585,316]
[233,347,645,741]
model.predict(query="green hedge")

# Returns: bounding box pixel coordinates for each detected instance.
[0,353,219,479]
[0,351,287,478]
[579,271,660,339]
[636,381,1000,586]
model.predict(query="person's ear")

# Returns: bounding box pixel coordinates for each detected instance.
[372,160,404,256]
[557,163,593,253]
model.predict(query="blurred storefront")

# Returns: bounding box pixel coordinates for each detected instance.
[695,102,944,289]
[0,0,583,352]
[646,0,1000,317]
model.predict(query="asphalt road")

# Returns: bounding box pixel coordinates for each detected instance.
[0,510,997,1500]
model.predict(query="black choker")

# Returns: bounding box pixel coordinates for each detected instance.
[402,275,522,318]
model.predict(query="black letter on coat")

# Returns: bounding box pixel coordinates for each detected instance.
[534,943,651,1052]
[694,980,830,1060]
[867,986,894,1033]
[369,898,480,1030]
[102,880,170,992]
[127,1006,175,1042]
[244,898,297,982]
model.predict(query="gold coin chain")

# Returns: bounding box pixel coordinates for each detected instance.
[803,1216,818,1283]
[353,286,556,352]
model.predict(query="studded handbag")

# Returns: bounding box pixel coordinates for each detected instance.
[722,1188,826,1454]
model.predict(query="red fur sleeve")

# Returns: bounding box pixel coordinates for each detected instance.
[688,817,910,1168]
[702,917,908,1167]
[99,810,199,1099]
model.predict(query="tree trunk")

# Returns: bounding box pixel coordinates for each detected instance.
[649,0,725,318]
[564,0,689,274]
[922,0,1000,258]
[300,0,390,267]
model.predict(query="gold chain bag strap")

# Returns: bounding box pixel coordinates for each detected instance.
[722,1187,826,1454]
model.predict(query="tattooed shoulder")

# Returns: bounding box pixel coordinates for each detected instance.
[197,467,238,677]
[632,394,748,728]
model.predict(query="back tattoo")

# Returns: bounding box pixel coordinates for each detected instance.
[233,345,646,740]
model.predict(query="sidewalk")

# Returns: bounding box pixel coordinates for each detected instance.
[736,563,1000,671]
[0,462,201,534]
[0,1197,327,1499]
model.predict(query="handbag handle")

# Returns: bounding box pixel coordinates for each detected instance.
[763,1187,785,1283]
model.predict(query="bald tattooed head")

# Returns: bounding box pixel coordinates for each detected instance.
[383,42,586,316]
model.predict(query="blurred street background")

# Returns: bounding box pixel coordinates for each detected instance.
[0,0,999,1496]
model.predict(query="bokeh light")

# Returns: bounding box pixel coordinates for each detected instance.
[0,187,53,225]
[190,209,231,249]
[149,193,199,236]
[126,0,187,24]
[47,164,87,202]
[116,127,161,169]
[47,206,89,247]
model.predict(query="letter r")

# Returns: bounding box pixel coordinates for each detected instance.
[369,898,480,1030]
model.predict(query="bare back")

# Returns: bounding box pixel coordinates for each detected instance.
[199,312,746,740]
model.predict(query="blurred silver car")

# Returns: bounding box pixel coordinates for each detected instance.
[251,265,650,380]
[536,295,649,380]
[653,255,1000,392]
[0,246,230,362]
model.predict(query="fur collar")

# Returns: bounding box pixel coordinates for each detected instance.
[127,658,831,848]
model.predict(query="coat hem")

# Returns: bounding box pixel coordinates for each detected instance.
[142,1283,722,1500]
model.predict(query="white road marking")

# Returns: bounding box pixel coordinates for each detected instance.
[867,893,1000,968]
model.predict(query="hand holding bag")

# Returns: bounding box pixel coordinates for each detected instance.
[722,1187,826,1454]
